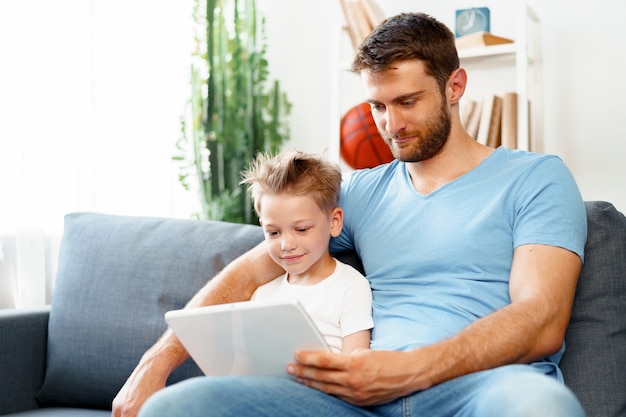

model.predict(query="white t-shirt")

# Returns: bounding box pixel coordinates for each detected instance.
[251,259,373,353]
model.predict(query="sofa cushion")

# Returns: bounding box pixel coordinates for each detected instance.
[37,213,264,409]
[560,201,626,417]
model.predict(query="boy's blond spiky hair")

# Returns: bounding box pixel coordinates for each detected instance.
[241,149,342,216]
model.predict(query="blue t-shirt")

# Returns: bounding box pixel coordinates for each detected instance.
[330,147,587,376]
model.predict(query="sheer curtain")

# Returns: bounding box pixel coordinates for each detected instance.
[0,0,195,308]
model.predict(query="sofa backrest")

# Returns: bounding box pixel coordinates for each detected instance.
[37,213,264,409]
[38,202,626,417]
[560,201,626,417]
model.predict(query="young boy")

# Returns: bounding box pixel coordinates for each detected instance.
[241,149,373,354]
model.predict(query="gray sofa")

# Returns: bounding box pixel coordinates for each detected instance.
[0,201,624,417]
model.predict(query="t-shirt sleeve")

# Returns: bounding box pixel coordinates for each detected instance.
[339,269,374,338]
[512,156,587,261]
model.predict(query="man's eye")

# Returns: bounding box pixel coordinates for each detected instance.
[401,100,416,107]
[370,103,385,112]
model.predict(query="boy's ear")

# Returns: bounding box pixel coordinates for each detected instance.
[330,207,344,237]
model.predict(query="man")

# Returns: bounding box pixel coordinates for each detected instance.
[113,12,587,417]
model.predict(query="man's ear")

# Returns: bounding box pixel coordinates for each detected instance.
[447,68,467,105]
[330,207,344,237]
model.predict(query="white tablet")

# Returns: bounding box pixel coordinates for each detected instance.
[164,299,330,377]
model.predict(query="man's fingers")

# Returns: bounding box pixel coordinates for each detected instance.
[294,350,346,369]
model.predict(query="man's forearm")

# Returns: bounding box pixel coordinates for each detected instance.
[185,241,284,308]
[418,244,581,389]
[414,300,566,392]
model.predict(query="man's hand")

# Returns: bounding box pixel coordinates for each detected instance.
[286,348,430,406]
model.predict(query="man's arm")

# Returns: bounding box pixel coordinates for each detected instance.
[425,243,582,380]
[287,243,582,405]
[112,242,283,417]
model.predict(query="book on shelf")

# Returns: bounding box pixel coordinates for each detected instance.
[462,99,483,140]
[460,99,477,130]
[339,0,360,50]
[455,32,514,49]
[486,95,503,149]
[501,92,518,149]
[338,0,385,50]
[360,0,385,28]
[476,94,501,146]
[461,91,519,150]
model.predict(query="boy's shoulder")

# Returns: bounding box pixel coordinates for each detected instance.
[333,258,367,282]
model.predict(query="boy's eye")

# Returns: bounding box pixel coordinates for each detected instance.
[297,227,310,233]
[265,230,279,237]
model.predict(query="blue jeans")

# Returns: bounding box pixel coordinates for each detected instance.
[138,364,585,417]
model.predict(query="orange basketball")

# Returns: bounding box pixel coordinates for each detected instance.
[340,102,394,169]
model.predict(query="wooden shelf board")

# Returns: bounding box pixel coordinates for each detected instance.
[458,43,517,60]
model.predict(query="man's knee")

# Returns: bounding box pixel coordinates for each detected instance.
[474,372,585,417]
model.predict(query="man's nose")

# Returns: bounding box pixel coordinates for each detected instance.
[384,107,405,135]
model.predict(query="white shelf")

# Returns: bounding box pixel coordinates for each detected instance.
[458,43,517,60]
[458,1,542,151]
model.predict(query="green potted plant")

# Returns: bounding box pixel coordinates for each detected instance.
[175,0,291,224]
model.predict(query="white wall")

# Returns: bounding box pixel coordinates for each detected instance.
[1,0,624,227]
[0,0,197,305]
[259,0,626,212]
[0,0,197,235]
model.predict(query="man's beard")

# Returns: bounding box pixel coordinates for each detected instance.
[380,102,451,163]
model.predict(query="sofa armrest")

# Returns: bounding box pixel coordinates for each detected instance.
[0,306,50,414]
